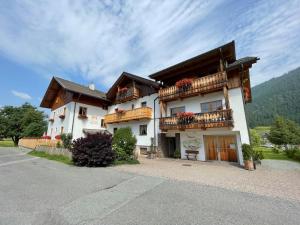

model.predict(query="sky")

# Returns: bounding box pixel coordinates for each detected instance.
[0,0,300,109]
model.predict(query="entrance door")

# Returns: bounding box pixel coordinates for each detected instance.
[167,137,176,158]
[204,135,237,162]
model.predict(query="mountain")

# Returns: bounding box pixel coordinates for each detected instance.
[245,67,300,128]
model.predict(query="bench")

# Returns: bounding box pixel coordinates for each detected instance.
[185,150,199,160]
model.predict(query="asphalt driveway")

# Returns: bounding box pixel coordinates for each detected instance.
[1,147,300,225]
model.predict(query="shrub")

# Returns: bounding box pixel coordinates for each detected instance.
[242,144,253,161]
[112,127,137,161]
[56,141,62,148]
[271,146,280,154]
[284,147,298,159]
[61,133,72,149]
[71,132,115,167]
[252,149,264,162]
[174,149,181,159]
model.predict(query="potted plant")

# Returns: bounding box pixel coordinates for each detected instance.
[252,149,264,169]
[175,78,193,93]
[242,144,254,170]
[177,112,195,125]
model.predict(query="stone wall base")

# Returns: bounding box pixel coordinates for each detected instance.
[35,146,72,159]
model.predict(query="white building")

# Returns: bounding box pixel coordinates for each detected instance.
[41,41,258,165]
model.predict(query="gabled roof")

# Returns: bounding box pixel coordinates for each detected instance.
[40,76,109,108]
[226,57,259,71]
[149,41,236,81]
[106,72,160,99]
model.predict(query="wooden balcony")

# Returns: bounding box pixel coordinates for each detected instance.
[159,72,227,102]
[104,107,152,124]
[160,109,233,131]
[116,87,140,103]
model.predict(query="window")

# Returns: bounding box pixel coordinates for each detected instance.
[61,126,64,134]
[101,119,105,128]
[201,100,223,113]
[141,101,147,107]
[131,104,135,110]
[113,128,118,134]
[170,106,185,117]
[139,125,147,136]
[78,107,87,117]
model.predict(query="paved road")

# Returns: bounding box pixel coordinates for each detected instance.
[1,147,299,225]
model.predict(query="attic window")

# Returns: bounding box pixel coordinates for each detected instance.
[78,107,87,119]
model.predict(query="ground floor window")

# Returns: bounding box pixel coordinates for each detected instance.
[113,128,118,134]
[139,125,147,135]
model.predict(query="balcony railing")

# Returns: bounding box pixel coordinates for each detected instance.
[104,107,152,124]
[159,72,227,102]
[159,109,233,131]
[116,87,140,103]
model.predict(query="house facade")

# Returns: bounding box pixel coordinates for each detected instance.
[40,41,258,165]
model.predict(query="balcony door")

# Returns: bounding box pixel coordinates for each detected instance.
[204,135,237,162]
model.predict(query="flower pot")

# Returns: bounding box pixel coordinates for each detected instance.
[244,160,254,171]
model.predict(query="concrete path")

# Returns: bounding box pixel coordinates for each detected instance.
[262,159,300,170]
[1,147,300,225]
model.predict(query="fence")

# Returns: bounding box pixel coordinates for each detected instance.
[18,138,59,149]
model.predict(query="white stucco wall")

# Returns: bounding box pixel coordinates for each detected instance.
[106,93,160,147]
[47,102,107,140]
[162,87,249,165]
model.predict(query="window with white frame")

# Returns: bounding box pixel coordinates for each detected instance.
[139,125,147,136]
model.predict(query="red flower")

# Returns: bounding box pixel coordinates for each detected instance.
[55,135,61,140]
[41,135,51,140]
[175,78,193,88]
[177,112,195,118]
[119,87,128,93]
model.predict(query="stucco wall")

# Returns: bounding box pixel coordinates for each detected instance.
[107,93,160,147]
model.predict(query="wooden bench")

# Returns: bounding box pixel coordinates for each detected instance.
[185,150,199,160]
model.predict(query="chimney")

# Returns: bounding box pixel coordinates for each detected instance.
[88,83,95,90]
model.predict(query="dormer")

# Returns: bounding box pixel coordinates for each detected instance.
[106,72,160,104]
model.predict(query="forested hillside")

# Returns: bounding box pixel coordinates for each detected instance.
[245,67,300,128]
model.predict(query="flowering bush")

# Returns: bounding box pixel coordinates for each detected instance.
[175,78,193,88]
[41,135,51,140]
[55,135,61,140]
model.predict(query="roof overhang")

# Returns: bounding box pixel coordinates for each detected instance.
[149,41,236,81]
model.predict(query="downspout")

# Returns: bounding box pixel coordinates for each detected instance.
[153,96,159,148]
[71,94,81,138]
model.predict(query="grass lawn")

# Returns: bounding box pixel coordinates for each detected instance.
[28,150,73,165]
[113,159,140,165]
[255,146,300,163]
[0,139,15,147]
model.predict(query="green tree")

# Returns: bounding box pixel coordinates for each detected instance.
[268,116,300,149]
[112,127,137,160]
[250,129,261,147]
[0,103,47,146]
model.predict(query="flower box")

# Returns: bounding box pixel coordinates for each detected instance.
[55,135,61,140]
[177,112,195,125]
[175,79,193,92]
[41,135,51,140]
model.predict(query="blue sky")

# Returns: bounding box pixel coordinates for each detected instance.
[0,0,300,109]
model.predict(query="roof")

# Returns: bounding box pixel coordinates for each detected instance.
[40,76,109,108]
[226,57,260,71]
[106,72,160,99]
[149,41,236,81]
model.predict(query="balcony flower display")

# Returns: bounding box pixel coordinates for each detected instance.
[118,87,128,94]
[55,135,61,140]
[177,112,195,125]
[115,108,126,114]
[175,78,193,92]
[41,135,51,140]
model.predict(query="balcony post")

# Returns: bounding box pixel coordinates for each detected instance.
[220,58,230,110]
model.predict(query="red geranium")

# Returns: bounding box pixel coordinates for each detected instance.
[177,112,195,119]
[42,135,51,140]
[175,78,193,88]
[55,135,61,140]
[119,87,128,93]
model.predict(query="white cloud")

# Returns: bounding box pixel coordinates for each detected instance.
[11,90,32,100]
[0,0,299,88]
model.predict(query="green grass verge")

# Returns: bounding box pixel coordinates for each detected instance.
[113,159,140,165]
[28,151,73,165]
[255,146,300,163]
[0,139,15,147]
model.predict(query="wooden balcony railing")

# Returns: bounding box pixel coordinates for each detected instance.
[104,107,152,124]
[160,109,233,131]
[116,87,140,103]
[159,72,227,102]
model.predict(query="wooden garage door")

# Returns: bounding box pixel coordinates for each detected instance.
[204,135,237,162]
